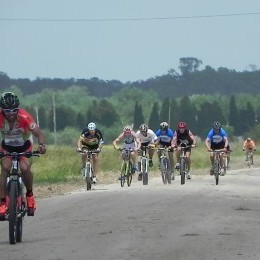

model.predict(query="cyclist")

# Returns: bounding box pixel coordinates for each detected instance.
[113,125,141,178]
[242,137,256,164]
[136,123,157,181]
[155,121,175,180]
[205,121,228,175]
[77,122,104,184]
[171,121,196,179]
[0,92,46,218]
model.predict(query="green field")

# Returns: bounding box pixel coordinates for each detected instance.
[31,142,257,184]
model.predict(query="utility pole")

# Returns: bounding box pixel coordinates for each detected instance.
[52,94,57,145]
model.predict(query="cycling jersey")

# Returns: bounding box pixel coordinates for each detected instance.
[80,129,104,150]
[206,128,227,149]
[136,129,157,144]
[176,129,194,146]
[155,129,174,147]
[0,108,36,151]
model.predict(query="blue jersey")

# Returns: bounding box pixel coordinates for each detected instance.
[206,128,227,144]
[155,129,174,146]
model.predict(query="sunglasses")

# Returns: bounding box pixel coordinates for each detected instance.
[3,108,19,114]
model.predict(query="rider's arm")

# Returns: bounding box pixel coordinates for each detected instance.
[113,133,123,150]
[76,136,83,150]
[31,125,46,154]
[205,137,211,151]
[189,130,196,146]
[171,132,177,147]
[132,132,141,150]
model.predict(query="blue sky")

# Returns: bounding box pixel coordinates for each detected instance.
[1,0,260,82]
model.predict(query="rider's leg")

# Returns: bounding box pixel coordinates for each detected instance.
[92,154,99,178]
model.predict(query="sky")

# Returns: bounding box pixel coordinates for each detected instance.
[1,0,260,83]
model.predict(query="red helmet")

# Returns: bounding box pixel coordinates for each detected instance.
[123,126,132,134]
[178,121,187,129]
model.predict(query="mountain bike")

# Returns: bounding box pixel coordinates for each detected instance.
[245,150,254,168]
[157,147,172,184]
[139,146,151,185]
[78,149,100,190]
[0,151,40,244]
[119,148,134,187]
[211,149,225,185]
[178,143,193,185]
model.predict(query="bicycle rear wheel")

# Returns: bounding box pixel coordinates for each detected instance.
[8,181,18,244]
[141,157,148,185]
[180,158,186,185]
[127,162,133,187]
[85,164,92,190]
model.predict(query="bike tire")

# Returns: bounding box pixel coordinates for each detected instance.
[8,181,18,244]
[16,191,25,243]
[85,164,92,190]
[127,162,133,187]
[214,161,220,185]
[120,162,126,187]
[141,157,148,185]
[180,158,186,185]
[160,158,168,184]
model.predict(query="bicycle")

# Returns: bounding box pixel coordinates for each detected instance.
[245,150,254,168]
[157,147,172,184]
[138,146,151,185]
[78,149,100,191]
[0,151,40,244]
[119,148,134,187]
[210,149,225,185]
[178,143,193,185]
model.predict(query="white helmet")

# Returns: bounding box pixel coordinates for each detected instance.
[87,122,96,130]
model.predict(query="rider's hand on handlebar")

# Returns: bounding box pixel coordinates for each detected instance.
[96,148,101,153]
[38,144,46,154]
[77,147,82,152]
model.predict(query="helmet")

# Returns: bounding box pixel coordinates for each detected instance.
[160,121,168,131]
[139,124,148,132]
[178,121,187,129]
[0,92,20,109]
[123,125,132,133]
[213,121,221,130]
[87,122,96,131]
[247,137,251,141]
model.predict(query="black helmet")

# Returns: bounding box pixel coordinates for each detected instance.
[0,92,20,109]
[213,121,221,130]
[160,121,169,131]
[139,124,148,132]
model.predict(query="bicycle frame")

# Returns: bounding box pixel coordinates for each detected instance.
[120,148,134,187]
[140,146,149,185]
[0,151,40,244]
[245,151,253,168]
[158,147,172,184]
[79,150,98,190]
[179,146,189,185]
[211,150,224,185]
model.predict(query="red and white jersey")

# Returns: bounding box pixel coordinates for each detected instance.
[0,108,37,146]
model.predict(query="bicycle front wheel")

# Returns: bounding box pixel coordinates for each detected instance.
[127,162,133,187]
[214,161,220,185]
[180,158,186,185]
[160,158,168,184]
[8,181,19,244]
[141,157,148,185]
[120,162,127,187]
[85,164,92,190]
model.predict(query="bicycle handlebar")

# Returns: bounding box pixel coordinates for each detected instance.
[0,151,40,158]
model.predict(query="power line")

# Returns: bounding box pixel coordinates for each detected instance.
[0,11,260,22]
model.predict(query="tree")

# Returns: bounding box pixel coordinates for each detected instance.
[148,102,160,131]
[160,98,170,123]
[133,101,144,130]
[179,57,202,76]
[228,95,239,135]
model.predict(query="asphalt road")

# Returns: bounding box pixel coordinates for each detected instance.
[0,168,260,260]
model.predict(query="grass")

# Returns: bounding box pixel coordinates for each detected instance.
[31,143,259,184]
